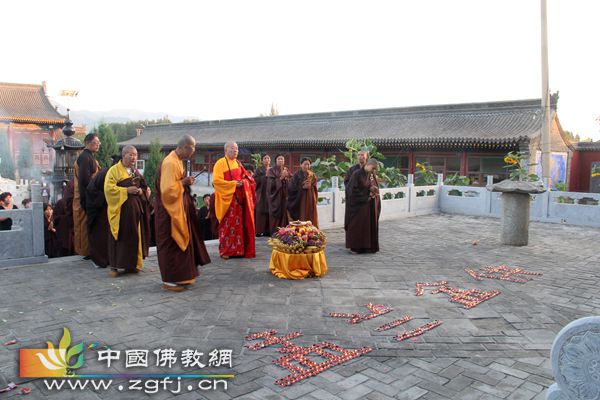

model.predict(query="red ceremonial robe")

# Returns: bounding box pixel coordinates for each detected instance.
[217,163,256,258]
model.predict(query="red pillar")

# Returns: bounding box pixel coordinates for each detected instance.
[460,151,468,176]
[568,151,580,192]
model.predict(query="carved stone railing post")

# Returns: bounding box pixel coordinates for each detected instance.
[547,316,600,399]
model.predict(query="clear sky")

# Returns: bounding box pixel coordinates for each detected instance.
[2,0,599,140]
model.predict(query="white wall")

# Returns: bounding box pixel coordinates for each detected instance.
[316,175,600,229]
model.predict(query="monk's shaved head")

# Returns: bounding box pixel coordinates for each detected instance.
[121,145,137,157]
[177,135,196,148]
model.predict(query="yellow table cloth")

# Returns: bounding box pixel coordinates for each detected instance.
[269,249,328,279]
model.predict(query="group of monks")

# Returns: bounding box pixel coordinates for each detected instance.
[69,134,211,292]
[44,134,380,292]
[254,153,320,236]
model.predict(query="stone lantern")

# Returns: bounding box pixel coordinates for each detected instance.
[47,110,84,201]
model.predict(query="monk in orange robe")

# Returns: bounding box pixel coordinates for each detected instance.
[155,135,210,292]
[213,141,256,259]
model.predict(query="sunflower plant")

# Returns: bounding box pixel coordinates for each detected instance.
[414,162,438,186]
[503,151,540,182]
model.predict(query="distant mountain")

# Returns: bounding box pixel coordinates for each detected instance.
[65,108,200,128]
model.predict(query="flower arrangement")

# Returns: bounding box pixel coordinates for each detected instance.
[267,221,327,254]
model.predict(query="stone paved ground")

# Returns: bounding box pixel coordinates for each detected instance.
[1,214,599,400]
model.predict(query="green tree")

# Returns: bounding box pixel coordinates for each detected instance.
[338,138,385,178]
[95,124,118,169]
[107,117,172,142]
[17,137,33,179]
[563,130,581,143]
[259,103,280,117]
[444,173,470,186]
[250,153,263,169]
[311,155,343,191]
[144,138,164,192]
[379,167,407,188]
[0,129,15,179]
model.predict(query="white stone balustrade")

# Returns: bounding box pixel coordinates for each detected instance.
[547,316,600,400]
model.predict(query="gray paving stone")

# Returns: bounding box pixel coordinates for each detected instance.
[1,214,598,399]
[396,385,429,400]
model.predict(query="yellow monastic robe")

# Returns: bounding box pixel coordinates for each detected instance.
[104,162,143,269]
[212,156,239,223]
[160,151,189,251]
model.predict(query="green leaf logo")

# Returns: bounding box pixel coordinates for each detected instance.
[35,327,85,374]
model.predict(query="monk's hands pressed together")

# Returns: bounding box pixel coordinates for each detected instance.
[181,176,195,186]
[127,186,142,195]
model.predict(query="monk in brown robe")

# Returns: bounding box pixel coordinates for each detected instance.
[86,167,110,268]
[254,154,271,236]
[345,158,381,253]
[208,193,219,240]
[198,194,211,240]
[73,133,101,258]
[54,180,75,256]
[43,203,59,258]
[155,135,210,292]
[267,154,290,234]
[344,150,369,192]
[104,146,151,276]
[287,157,319,228]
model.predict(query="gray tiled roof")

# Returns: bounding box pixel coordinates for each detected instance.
[573,141,600,151]
[0,82,66,125]
[122,99,548,150]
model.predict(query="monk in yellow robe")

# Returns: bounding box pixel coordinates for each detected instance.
[73,133,100,258]
[213,141,256,259]
[104,145,151,276]
[155,135,210,292]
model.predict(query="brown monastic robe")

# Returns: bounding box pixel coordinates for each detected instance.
[254,165,271,236]
[86,168,110,268]
[344,167,381,253]
[106,169,151,272]
[287,169,319,228]
[208,193,219,240]
[267,165,290,234]
[54,180,75,256]
[73,149,100,256]
[155,155,210,283]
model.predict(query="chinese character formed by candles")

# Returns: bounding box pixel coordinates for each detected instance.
[464,265,542,283]
[415,281,448,296]
[329,303,392,324]
[430,285,501,309]
[273,341,372,387]
[395,320,442,341]
[375,315,412,332]
[244,330,372,387]
[244,330,303,351]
